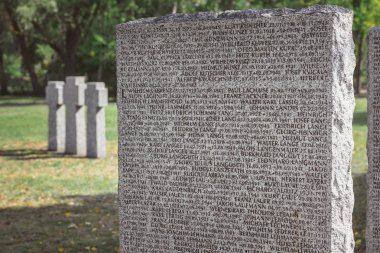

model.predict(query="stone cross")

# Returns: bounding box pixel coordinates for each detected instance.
[85,82,108,158]
[116,6,355,253]
[63,76,87,156]
[46,81,65,152]
[367,26,380,253]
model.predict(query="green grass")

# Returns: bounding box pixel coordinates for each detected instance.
[352,98,368,252]
[353,98,368,174]
[0,96,119,253]
[0,96,370,252]
[0,98,119,204]
[0,96,117,144]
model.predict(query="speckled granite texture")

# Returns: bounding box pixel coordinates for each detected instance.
[366,26,380,253]
[117,5,355,252]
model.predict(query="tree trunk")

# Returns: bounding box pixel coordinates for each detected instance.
[0,22,8,95]
[63,27,81,76]
[0,45,8,95]
[63,54,76,76]
[352,0,362,95]
[4,3,42,96]
[19,39,41,95]
[96,64,103,81]
[353,34,363,95]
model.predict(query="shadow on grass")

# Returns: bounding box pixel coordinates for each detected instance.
[353,173,367,253]
[0,149,88,160]
[0,194,118,253]
[0,175,369,253]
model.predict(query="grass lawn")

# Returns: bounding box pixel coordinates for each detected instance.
[0,96,369,252]
[0,96,118,253]
[352,97,368,252]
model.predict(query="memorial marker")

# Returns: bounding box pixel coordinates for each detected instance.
[63,76,87,156]
[367,26,380,253]
[117,6,355,252]
[85,82,108,158]
[46,81,65,152]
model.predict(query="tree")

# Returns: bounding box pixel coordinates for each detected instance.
[1,0,378,96]
[3,0,43,95]
[19,0,106,76]
[352,0,365,95]
[0,14,9,95]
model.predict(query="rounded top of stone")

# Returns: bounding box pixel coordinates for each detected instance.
[369,26,380,35]
[116,5,351,28]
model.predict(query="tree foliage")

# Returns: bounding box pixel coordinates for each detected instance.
[0,0,378,95]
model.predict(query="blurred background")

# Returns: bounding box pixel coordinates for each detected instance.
[0,0,376,96]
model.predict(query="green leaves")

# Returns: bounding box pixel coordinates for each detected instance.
[0,0,378,94]
[93,34,106,46]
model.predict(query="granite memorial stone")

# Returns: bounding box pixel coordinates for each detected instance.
[63,76,87,156]
[366,26,380,253]
[46,81,65,152]
[117,6,355,252]
[85,82,108,158]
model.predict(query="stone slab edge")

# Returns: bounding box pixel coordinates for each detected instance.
[366,26,380,253]
[330,9,355,252]
[116,5,350,29]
